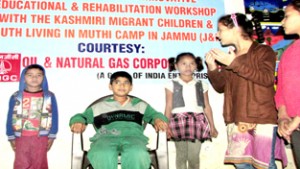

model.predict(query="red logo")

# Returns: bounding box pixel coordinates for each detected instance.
[0,53,21,82]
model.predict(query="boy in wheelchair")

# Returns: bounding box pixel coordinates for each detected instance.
[70,71,168,169]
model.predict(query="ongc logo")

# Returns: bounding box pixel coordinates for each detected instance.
[0,53,21,82]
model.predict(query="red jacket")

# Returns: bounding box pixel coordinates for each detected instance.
[275,40,300,117]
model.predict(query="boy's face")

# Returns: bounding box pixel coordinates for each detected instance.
[24,68,44,90]
[109,77,132,97]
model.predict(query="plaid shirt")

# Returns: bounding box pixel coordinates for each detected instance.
[169,112,211,142]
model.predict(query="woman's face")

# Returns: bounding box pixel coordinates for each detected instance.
[281,5,300,35]
[216,22,235,45]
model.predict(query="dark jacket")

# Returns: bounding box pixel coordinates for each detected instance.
[208,42,277,125]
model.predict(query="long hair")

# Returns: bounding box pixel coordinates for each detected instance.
[168,52,203,72]
[218,13,265,43]
[289,0,300,12]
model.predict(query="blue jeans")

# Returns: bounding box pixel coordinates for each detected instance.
[235,163,254,169]
[268,127,277,169]
[234,127,278,169]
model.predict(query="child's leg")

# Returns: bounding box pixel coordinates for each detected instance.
[187,140,201,169]
[120,136,150,169]
[30,136,48,169]
[174,141,188,169]
[14,137,30,169]
[87,137,119,169]
[14,136,48,169]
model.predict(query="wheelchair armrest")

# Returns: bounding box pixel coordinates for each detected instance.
[156,131,169,169]
[71,133,85,169]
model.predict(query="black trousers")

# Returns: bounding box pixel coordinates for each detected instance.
[291,130,300,169]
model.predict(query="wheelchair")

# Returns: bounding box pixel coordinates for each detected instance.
[71,95,169,169]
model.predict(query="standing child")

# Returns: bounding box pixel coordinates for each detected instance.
[275,0,300,168]
[205,13,287,169]
[165,52,218,169]
[6,64,59,169]
[70,71,168,169]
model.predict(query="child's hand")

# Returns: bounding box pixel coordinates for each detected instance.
[10,140,16,151]
[287,116,300,134]
[208,48,236,66]
[48,139,54,151]
[71,123,86,133]
[278,118,292,142]
[167,127,173,139]
[210,126,218,138]
[205,51,217,71]
[154,119,168,132]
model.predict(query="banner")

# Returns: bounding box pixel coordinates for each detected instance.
[0,0,224,83]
